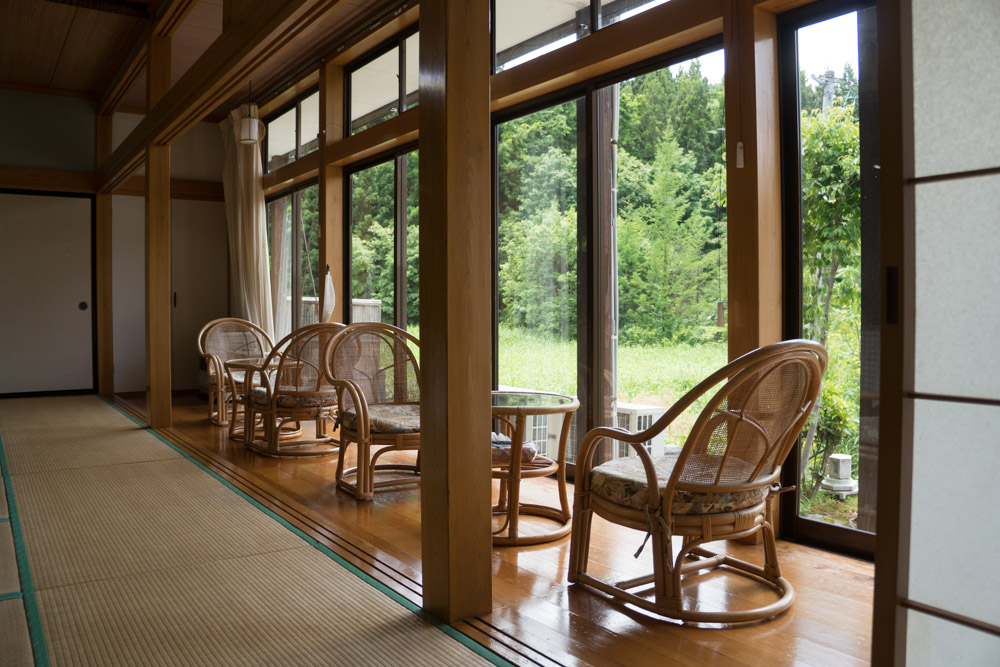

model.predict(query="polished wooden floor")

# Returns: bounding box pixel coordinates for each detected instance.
[114,392,873,666]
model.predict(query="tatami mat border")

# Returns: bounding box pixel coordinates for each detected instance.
[0,431,50,667]
[98,396,512,667]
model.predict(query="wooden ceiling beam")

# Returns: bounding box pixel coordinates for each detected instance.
[99,0,358,193]
[99,0,198,117]
[153,0,197,37]
[0,166,97,194]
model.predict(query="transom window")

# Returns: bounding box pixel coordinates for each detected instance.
[263,89,319,173]
[346,28,419,136]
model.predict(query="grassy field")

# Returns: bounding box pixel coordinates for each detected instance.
[497,326,728,445]
[498,325,726,403]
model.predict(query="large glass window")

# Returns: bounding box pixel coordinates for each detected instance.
[493,0,710,72]
[780,3,878,556]
[349,149,419,330]
[599,0,671,27]
[347,30,419,135]
[494,0,590,72]
[496,98,582,459]
[264,89,319,173]
[605,50,728,460]
[266,183,320,340]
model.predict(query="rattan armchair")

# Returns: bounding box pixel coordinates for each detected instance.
[568,340,827,624]
[196,318,273,429]
[324,322,421,500]
[243,322,345,458]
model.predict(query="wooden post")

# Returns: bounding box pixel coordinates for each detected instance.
[723,0,781,543]
[723,0,782,360]
[96,113,115,396]
[146,32,172,428]
[319,61,345,323]
[418,0,492,622]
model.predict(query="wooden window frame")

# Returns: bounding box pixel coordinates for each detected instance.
[777,0,877,561]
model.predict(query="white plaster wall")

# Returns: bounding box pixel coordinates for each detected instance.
[110,115,228,392]
[171,199,228,390]
[172,121,225,181]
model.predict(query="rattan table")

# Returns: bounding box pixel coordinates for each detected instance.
[491,390,580,546]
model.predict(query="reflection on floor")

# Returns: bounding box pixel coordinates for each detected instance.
[114,391,874,666]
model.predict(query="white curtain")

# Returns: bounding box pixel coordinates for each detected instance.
[220,103,275,342]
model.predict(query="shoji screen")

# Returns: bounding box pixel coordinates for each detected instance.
[905,1,1000,662]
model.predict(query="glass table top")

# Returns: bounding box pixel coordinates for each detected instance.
[491,390,577,408]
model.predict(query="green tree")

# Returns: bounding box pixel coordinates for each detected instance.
[798,102,861,493]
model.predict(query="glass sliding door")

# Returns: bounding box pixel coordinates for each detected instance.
[405,151,419,329]
[266,182,320,340]
[496,98,582,460]
[780,3,878,557]
[603,49,728,461]
[348,149,419,330]
[351,159,396,326]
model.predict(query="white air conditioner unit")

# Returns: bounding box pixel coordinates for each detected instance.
[615,402,667,459]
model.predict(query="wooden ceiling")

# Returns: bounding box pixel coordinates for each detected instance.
[0,0,147,97]
[0,0,402,120]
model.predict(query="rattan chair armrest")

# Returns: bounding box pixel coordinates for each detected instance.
[329,378,370,440]
[576,425,664,509]
[205,354,224,387]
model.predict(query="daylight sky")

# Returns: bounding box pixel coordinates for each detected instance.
[673,12,859,85]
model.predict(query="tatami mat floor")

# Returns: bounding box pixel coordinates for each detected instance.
[0,395,501,666]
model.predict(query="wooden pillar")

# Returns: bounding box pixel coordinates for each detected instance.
[723,0,781,544]
[723,0,782,360]
[146,32,172,428]
[319,61,345,323]
[96,113,115,396]
[418,0,492,621]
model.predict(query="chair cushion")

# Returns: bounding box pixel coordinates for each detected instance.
[210,370,246,385]
[250,387,338,409]
[589,448,768,514]
[490,432,538,465]
[340,403,421,434]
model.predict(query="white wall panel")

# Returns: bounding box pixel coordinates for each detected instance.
[913,175,1000,401]
[911,0,1000,177]
[906,610,1000,666]
[172,122,225,181]
[0,90,95,171]
[171,200,228,390]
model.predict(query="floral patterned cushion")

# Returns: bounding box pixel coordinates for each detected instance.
[340,403,421,434]
[250,388,338,409]
[590,447,768,515]
[490,432,538,465]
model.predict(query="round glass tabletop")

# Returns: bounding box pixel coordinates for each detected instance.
[491,390,577,409]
